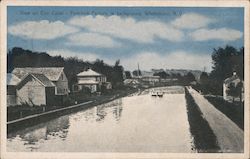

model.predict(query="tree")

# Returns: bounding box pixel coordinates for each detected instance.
[199,72,210,94]
[132,70,141,77]
[112,60,124,88]
[153,71,170,78]
[209,45,244,95]
[7,47,125,91]
[185,72,196,84]
[124,71,132,79]
[200,72,209,84]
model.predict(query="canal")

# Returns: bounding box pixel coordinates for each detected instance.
[7,86,194,152]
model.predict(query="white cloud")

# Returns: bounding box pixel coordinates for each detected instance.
[8,20,79,40]
[67,15,184,43]
[171,13,215,29]
[46,49,98,62]
[189,28,243,41]
[67,32,121,48]
[120,51,212,71]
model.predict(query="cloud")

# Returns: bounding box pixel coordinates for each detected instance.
[8,20,79,40]
[120,51,212,71]
[67,15,184,43]
[189,28,243,41]
[67,32,121,48]
[171,13,215,29]
[46,49,99,62]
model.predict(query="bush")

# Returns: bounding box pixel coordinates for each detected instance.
[185,88,220,152]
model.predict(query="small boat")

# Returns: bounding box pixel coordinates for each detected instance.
[157,92,163,97]
[151,91,157,97]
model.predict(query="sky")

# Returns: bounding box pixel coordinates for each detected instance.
[7,7,244,72]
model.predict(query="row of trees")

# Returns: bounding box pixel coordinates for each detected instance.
[7,47,124,90]
[198,45,244,96]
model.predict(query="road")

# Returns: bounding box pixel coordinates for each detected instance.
[187,87,244,152]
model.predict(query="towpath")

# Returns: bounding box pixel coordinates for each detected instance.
[187,87,244,152]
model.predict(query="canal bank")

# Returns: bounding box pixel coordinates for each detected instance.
[7,88,139,133]
[186,87,244,152]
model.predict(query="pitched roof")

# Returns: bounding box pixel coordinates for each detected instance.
[77,69,103,77]
[12,67,64,81]
[224,75,240,84]
[31,73,55,87]
[17,73,55,89]
[7,73,21,86]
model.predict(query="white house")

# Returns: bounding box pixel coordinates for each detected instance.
[223,72,244,101]
[7,73,21,106]
[12,67,69,95]
[77,68,111,93]
[141,75,160,85]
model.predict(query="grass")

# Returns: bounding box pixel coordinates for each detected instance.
[205,96,244,130]
[185,88,220,152]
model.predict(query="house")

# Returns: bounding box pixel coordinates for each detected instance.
[7,72,56,106]
[7,73,21,106]
[76,68,111,93]
[16,73,56,106]
[12,67,69,95]
[141,75,160,85]
[123,79,140,88]
[223,72,244,101]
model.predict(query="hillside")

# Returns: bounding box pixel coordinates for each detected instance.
[7,47,124,90]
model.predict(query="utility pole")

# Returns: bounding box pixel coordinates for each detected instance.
[137,63,140,78]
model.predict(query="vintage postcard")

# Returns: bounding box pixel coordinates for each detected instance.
[0,0,249,159]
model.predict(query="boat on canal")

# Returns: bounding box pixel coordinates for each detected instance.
[151,91,164,97]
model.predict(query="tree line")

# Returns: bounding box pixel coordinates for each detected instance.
[7,47,124,90]
[197,45,244,96]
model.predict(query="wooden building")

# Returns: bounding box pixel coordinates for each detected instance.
[12,67,69,95]
[16,73,56,106]
[223,72,244,101]
[7,73,21,106]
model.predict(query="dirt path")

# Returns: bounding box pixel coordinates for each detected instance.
[187,87,244,152]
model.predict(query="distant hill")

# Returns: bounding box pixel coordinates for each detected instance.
[140,69,202,81]
[165,69,202,81]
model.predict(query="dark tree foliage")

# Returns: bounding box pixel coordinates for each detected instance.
[185,72,196,83]
[91,59,124,88]
[198,72,210,94]
[200,72,209,84]
[124,71,132,79]
[7,47,124,90]
[132,70,141,76]
[153,71,170,78]
[209,45,244,95]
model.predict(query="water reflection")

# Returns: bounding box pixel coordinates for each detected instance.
[8,116,70,151]
[8,98,124,151]
[8,86,193,152]
[96,99,123,122]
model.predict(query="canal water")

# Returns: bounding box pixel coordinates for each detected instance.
[7,86,194,152]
